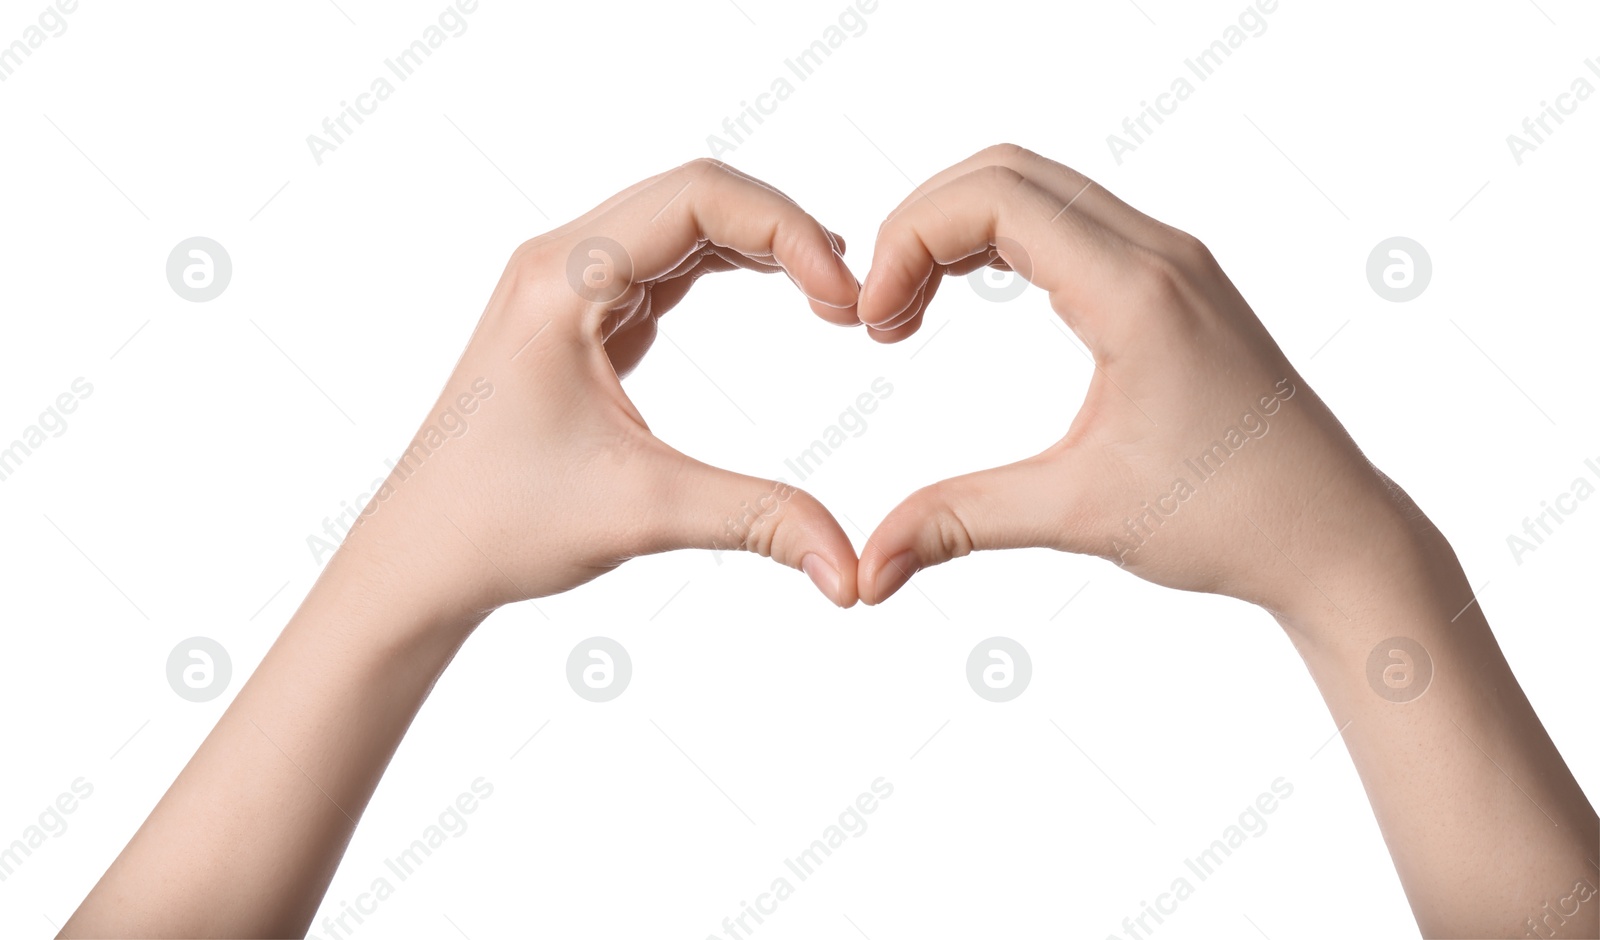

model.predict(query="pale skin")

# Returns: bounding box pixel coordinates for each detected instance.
[63,149,1596,938]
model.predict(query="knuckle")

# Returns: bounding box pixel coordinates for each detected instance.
[1166,228,1218,273]
[1127,247,1188,309]
[976,141,1031,164]
[508,235,555,271]
[727,481,805,559]
[923,485,977,560]
[682,156,736,181]
[967,163,1029,193]
[502,237,562,300]
[776,210,822,256]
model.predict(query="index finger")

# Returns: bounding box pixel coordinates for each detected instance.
[582,159,861,321]
[859,165,1141,338]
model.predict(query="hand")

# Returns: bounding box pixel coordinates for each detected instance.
[854,143,1416,618]
[61,160,867,938]
[851,145,1597,939]
[342,159,865,616]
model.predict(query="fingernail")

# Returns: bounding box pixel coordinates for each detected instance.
[872,551,920,603]
[802,553,842,606]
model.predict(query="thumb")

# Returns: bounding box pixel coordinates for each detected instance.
[642,450,860,607]
[859,453,1101,606]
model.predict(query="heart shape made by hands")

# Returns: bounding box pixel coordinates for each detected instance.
[440,146,1357,625]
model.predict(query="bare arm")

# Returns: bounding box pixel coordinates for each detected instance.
[62,159,863,937]
[851,143,1598,938]
[1278,518,1597,938]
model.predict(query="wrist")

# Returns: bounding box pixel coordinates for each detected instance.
[314,514,489,661]
[1267,485,1468,646]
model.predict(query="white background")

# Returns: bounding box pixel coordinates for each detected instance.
[1,0,1596,937]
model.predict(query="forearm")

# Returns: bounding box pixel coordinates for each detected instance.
[61,161,864,936]
[62,538,481,938]
[1277,515,1598,938]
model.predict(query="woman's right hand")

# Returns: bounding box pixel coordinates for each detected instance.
[853,144,1597,940]
[853,144,1423,623]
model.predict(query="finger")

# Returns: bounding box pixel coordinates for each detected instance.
[603,313,656,378]
[858,167,1137,338]
[540,167,677,242]
[943,246,1009,277]
[624,245,822,342]
[864,272,943,344]
[869,262,934,332]
[596,253,734,347]
[642,255,738,322]
[604,239,837,374]
[865,305,923,344]
[858,451,1103,605]
[693,242,861,327]
[603,256,742,376]
[638,448,860,607]
[553,153,833,240]
[585,159,860,320]
[874,260,951,332]
[605,238,793,348]
[884,144,1163,246]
